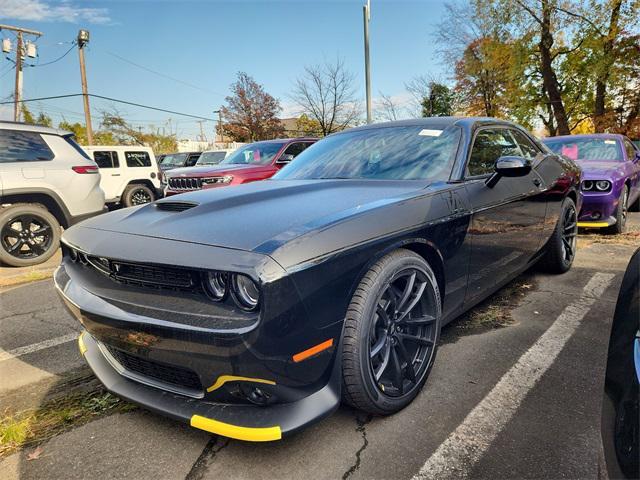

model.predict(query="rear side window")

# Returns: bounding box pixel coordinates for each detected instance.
[623,138,637,160]
[0,130,54,162]
[93,151,119,168]
[125,151,151,167]
[510,129,540,159]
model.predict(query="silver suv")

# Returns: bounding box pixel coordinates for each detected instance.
[0,122,105,267]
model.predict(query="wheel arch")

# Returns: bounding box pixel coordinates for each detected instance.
[125,179,156,192]
[0,190,69,228]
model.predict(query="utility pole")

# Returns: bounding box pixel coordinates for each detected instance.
[363,1,372,124]
[77,29,93,145]
[0,24,43,121]
[214,109,223,143]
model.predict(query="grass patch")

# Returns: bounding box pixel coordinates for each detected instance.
[441,274,537,342]
[0,269,53,288]
[577,222,640,248]
[0,388,136,458]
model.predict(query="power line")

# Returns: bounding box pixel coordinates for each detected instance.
[0,93,215,121]
[103,50,225,97]
[27,43,76,67]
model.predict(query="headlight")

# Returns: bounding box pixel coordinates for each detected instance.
[595,180,611,191]
[582,180,593,191]
[203,271,228,301]
[202,175,233,185]
[231,274,260,310]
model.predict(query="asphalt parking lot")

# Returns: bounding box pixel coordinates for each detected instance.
[1,214,638,480]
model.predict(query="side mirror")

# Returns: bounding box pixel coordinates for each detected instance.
[277,153,295,164]
[486,156,531,188]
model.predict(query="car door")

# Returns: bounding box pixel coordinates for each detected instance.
[92,150,122,202]
[463,127,546,305]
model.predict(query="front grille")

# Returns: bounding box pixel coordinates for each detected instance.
[168,177,203,191]
[106,346,202,392]
[86,256,197,289]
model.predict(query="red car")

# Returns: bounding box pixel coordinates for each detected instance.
[164,138,317,195]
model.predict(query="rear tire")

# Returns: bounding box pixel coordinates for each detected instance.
[341,249,441,415]
[539,197,577,274]
[122,184,155,208]
[0,204,61,267]
[606,186,629,234]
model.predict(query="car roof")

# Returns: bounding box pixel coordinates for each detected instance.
[84,145,154,151]
[342,117,522,134]
[0,120,70,136]
[542,133,624,141]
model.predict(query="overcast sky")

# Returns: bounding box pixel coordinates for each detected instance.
[0,0,449,139]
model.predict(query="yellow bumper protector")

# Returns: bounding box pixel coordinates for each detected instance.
[577,222,609,228]
[190,415,282,442]
[206,375,275,393]
[78,332,87,355]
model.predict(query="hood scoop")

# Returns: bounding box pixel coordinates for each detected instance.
[155,201,199,212]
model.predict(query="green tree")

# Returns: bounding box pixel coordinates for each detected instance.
[421,83,455,117]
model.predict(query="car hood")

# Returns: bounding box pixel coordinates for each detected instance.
[576,160,626,179]
[75,179,433,254]
[167,164,272,178]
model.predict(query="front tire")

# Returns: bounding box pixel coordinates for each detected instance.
[122,184,155,208]
[539,197,577,274]
[607,185,629,234]
[0,204,61,267]
[341,249,441,415]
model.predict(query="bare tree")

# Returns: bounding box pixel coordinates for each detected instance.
[375,92,403,122]
[291,59,361,136]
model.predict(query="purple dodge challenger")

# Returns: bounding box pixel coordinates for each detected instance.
[544,134,640,233]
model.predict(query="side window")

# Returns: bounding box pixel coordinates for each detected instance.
[509,129,540,159]
[467,129,521,176]
[125,151,151,167]
[283,142,308,158]
[0,130,54,162]
[93,151,119,168]
[623,139,637,160]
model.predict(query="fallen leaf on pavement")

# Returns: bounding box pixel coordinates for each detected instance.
[27,446,43,461]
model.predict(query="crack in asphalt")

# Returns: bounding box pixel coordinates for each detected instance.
[342,413,373,480]
[185,435,230,480]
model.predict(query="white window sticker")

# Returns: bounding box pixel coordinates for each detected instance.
[418,129,443,137]
[604,140,616,145]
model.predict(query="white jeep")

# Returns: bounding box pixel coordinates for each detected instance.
[83,145,163,207]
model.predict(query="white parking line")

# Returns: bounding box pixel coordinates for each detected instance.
[413,272,615,480]
[0,332,78,362]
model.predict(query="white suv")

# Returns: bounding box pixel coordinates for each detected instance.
[0,122,105,267]
[83,146,163,207]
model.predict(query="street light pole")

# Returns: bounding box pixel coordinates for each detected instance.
[363,0,372,124]
[77,29,94,145]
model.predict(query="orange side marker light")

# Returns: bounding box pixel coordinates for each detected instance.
[292,338,334,363]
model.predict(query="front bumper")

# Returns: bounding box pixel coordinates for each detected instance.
[578,189,619,226]
[54,230,343,440]
[75,330,341,441]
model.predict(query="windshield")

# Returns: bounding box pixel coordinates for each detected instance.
[160,153,188,166]
[544,138,623,162]
[274,126,461,181]
[196,151,227,165]
[220,142,285,166]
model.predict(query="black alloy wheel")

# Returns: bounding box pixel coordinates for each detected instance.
[368,268,437,397]
[342,249,441,415]
[539,197,577,274]
[560,202,578,265]
[0,204,61,267]
[123,184,155,208]
[608,186,629,234]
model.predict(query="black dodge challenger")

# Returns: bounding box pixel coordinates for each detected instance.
[56,117,581,441]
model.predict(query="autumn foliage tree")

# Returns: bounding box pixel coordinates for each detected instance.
[221,72,284,142]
